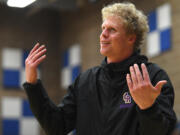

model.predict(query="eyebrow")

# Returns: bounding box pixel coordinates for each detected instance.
[101,23,118,30]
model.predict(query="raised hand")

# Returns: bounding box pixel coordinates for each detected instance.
[126,63,167,110]
[25,43,47,84]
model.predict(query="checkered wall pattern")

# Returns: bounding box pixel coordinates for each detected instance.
[2,48,40,88]
[61,45,81,89]
[147,3,172,57]
[1,97,39,135]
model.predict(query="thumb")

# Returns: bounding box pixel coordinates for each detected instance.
[155,80,167,92]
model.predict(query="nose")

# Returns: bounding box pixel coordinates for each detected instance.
[100,29,109,39]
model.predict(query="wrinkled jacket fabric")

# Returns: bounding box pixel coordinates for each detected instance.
[23,52,176,135]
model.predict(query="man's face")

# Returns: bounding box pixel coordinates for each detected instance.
[100,16,134,62]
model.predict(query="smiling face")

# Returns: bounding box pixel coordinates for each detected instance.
[100,16,136,63]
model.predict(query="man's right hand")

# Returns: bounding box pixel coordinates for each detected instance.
[25,43,47,84]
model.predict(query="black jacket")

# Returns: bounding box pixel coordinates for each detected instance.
[23,53,177,135]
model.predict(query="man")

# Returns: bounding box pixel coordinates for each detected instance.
[23,2,177,135]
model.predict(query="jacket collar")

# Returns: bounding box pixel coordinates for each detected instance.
[101,51,148,73]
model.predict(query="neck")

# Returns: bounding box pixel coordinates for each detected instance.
[107,52,133,64]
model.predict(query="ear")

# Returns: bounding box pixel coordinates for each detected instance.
[128,34,136,45]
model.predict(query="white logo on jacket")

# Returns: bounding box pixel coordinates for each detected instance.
[123,92,131,104]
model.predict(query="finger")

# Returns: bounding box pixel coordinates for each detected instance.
[33,55,46,67]
[31,48,47,63]
[29,43,40,56]
[29,45,46,60]
[126,74,133,90]
[130,66,138,86]
[155,80,167,92]
[134,64,143,83]
[141,63,150,82]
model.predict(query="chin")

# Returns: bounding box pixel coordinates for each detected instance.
[100,49,109,57]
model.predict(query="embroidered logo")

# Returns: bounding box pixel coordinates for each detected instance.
[123,92,131,104]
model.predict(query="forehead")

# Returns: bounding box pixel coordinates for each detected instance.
[101,16,124,28]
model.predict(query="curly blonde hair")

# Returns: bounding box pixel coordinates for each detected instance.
[102,2,149,51]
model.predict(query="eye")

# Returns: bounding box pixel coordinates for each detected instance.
[101,26,105,31]
[109,28,116,32]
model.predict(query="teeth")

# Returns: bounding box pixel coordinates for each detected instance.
[101,43,110,46]
[101,42,109,44]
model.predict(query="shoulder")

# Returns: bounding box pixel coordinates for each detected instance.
[73,66,101,94]
[79,66,101,80]
[146,62,172,86]
[147,63,162,73]
[71,66,101,88]
[146,63,167,78]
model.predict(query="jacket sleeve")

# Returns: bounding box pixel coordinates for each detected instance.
[136,66,177,135]
[23,79,78,135]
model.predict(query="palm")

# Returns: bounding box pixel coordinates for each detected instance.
[126,63,167,110]
[25,43,46,84]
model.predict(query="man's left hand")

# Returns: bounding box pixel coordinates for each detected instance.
[126,63,167,110]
